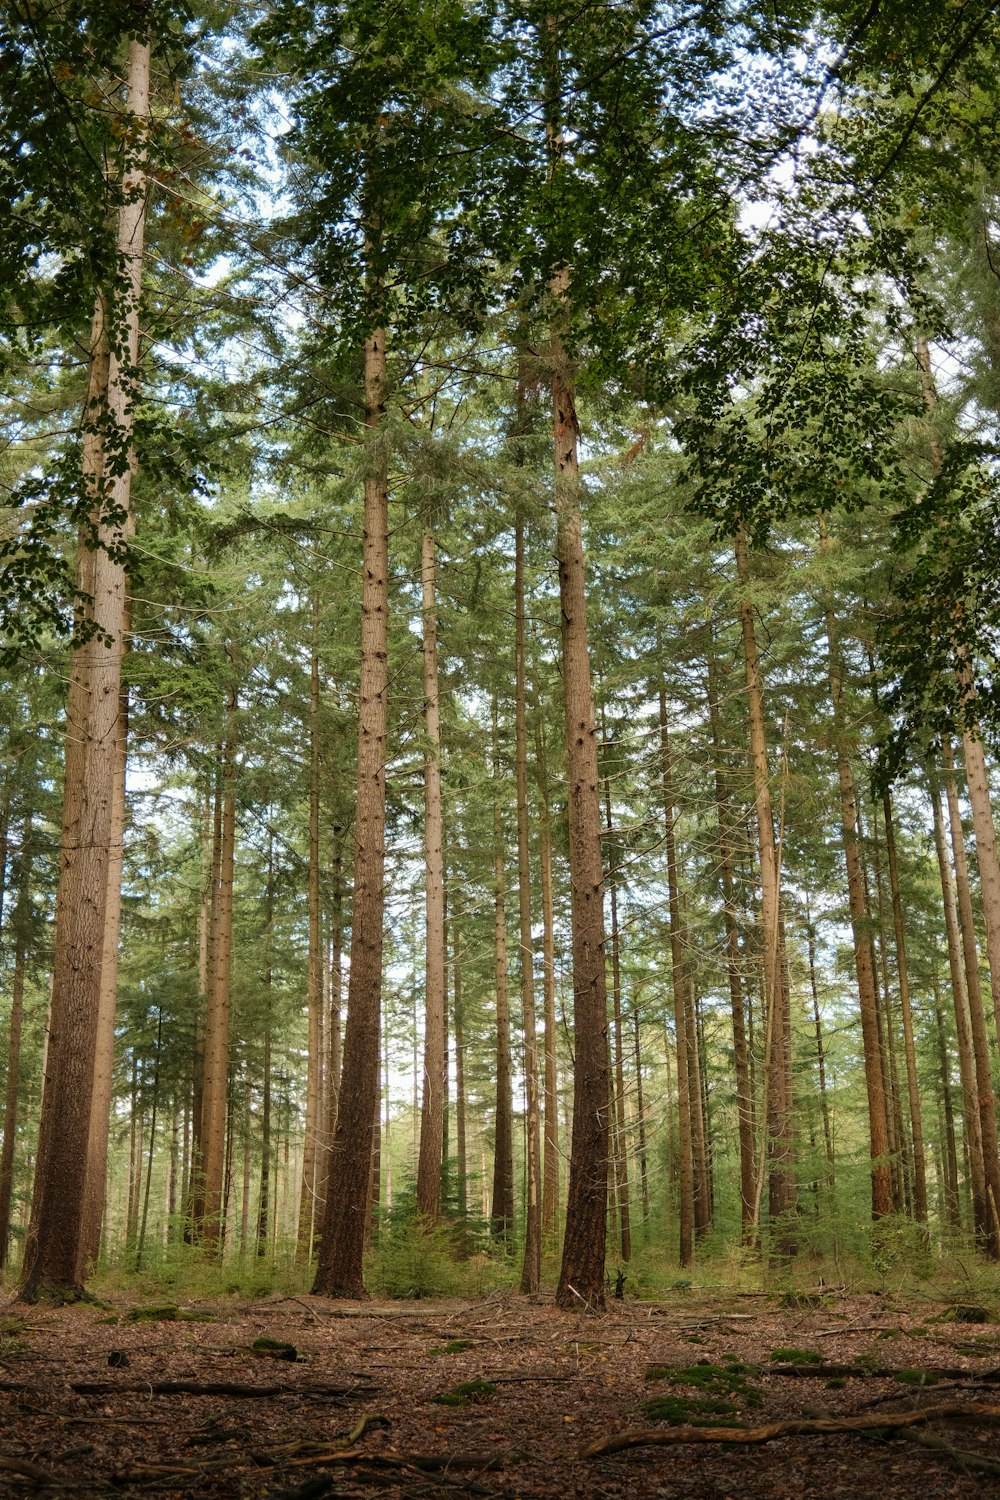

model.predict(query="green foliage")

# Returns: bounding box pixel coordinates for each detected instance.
[643,1363,763,1411]
[769,1348,823,1365]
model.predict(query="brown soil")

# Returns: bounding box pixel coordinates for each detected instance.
[1,1289,999,1496]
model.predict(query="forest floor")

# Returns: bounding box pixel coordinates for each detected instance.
[1,1285,1000,1497]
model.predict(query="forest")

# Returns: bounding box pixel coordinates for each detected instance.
[4,1,1000,1491]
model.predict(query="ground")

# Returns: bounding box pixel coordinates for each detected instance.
[1,1286,1000,1496]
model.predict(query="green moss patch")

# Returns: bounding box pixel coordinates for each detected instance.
[429,1339,474,1355]
[769,1348,822,1365]
[643,1393,742,1425]
[432,1380,497,1408]
[643,1362,762,1410]
[894,1368,938,1386]
[251,1337,297,1361]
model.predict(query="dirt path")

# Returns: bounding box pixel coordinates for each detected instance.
[1,1290,998,1496]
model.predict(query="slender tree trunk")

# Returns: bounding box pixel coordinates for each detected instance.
[20,38,150,1302]
[513,521,542,1291]
[491,711,515,1243]
[805,920,834,1188]
[632,1003,650,1227]
[929,768,988,1238]
[0,814,32,1268]
[706,644,756,1238]
[535,715,560,1241]
[881,787,929,1227]
[135,1008,163,1271]
[298,597,324,1257]
[313,327,389,1298]
[659,684,694,1265]
[453,925,468,1221]
[866,803,908,1214]
[257,830,275,1256]
[601,715,631,1264]
[735,525,796,1241]
[416,530,447,1221]
[959,710,1000,1044]
[198,695,237,1249]
[818,528,892,1222]
[931,965,962,1230]
[320,844,344,1215]
[941,745,1000,1255]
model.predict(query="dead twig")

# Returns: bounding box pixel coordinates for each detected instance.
[0,1453,54,1483]
[581,1402,1000,1457]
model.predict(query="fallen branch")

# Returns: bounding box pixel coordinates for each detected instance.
[768,1361,997,1382]
[68,1379,375,1399]
[0,1454,53,1483]
[582,1402,1000,1457]
[897,1425,1000,1476]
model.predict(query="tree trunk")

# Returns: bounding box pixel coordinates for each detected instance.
[0,813,32,1268]
[257,829,275,1256]
[550,284,610,1313]
[804,919,835,1190]
[959,720,1000,1047]
[416,530,447,1221]
[881,787,929,1227]
[706,642,756,1238]
[491,709,515,1244]
[197,700,237,1250]
[941,744,1000,1255]
[19,38,150,1302]
[312,327,389,1299]
[453,925,468,1221]
[929,767,988,1239]
[931,964,962,1230]
[514,520,542,1292]
[601,714,631,1265]
[819,530,892,1223]
[535,715,560,1241]
[298,596,324,1257]
[735,524,796,1241]
[658,682,694,1266]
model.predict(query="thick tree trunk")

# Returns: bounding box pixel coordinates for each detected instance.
[416,531,447,1221]
[19,39,150,1302]
[551,302,610,1313]
[197,702,237,1250]
[659,683,694,1266]
[929,768,988,1239]
[491,716,515,1243]
[735,525,796,1240]
[514,521,542,1292]
[312,328,389,1299]
[298,597,325,1257]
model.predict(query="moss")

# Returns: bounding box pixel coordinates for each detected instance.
[825,1378,846,1389]
[643,1362,762,1409]
[124,1304,214,1323]
[252,1337,297,1361]
[429,1339,474,1355]
[894,1368,937,1386]
[769,1348,823,1365]
[432,1380,497,1407]
[643,1393,740,1425]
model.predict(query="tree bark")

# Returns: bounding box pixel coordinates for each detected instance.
[491,709,515,1244]
[514,520,542,1292]
[298,595,325,1257]
[706,642,756,1238]
[658,682,694,1266]
[818,527,892,1222]
[601,714,631,1264]
[941,744,1000,1255]
[197,696,237,1250]
[929,767,988,1239]
[735,524,796,1240]
[19,38,150,1302]
[0,813,32,1268]
[551,289,610,1313]
[535,714,560,1241]
[312,327,389,1298]
[416,530,447,1221]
